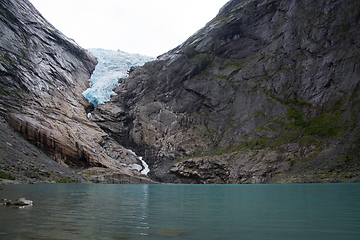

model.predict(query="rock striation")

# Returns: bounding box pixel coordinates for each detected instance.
[91,0,360,183]
[0,115,87,184]
[0,0,154,183]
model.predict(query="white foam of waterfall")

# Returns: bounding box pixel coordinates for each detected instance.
[127,149,150,176]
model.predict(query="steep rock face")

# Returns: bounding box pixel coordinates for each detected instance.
[92,0,360,183]
[0,116,87,184]
[0,0,153,183]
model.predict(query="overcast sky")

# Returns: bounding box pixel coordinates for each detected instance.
[30,0,229,57]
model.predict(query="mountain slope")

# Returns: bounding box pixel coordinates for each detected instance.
[91,0,360,183]
[0,0,154,183]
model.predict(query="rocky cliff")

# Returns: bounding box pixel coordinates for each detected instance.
[0,0,154,183]
[91,0,360,183]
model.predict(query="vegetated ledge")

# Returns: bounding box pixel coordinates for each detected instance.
[170,93,360,184]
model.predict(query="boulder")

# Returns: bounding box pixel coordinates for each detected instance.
[14,198,33,206]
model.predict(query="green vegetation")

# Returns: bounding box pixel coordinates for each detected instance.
[56,176,76,183]
[82,172,95,182]
[183,45,199,59]
[0,52,17,66]
[208,137,270,156]
[0,84,11,96]
[286,107,344,138]
[353,132,360,145]
[188,93,356,165]
[277,97,311,107]
[204,98,346,157]
[0,172,16,180]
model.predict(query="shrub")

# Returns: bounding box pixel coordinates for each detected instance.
[287,108,343,137]
[0,172,16,180]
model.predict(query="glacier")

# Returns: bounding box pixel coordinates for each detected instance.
[83,48,155,107]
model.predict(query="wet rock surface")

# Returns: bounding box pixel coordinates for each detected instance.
[0,116,86,184]
[92,0,360,183]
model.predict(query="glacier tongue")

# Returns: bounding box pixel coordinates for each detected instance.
[83,48,155,107]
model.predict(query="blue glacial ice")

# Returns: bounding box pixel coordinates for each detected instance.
[83,48,155,107]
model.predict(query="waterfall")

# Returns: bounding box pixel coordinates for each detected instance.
[127,149,150,176]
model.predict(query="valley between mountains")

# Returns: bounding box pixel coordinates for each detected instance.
[1,0,359,184]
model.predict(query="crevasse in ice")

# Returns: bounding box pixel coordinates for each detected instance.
[83,48,155,107]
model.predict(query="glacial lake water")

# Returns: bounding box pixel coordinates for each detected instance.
[1,184,359,240]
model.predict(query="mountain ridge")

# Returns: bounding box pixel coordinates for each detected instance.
[1,0,359,184]
[0,0,154,184]
[91,0,360,183]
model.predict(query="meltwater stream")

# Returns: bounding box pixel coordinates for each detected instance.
[127,149,150,175]
[1,184,360,240]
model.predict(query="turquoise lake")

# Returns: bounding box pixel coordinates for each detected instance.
[1,183,359,239]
